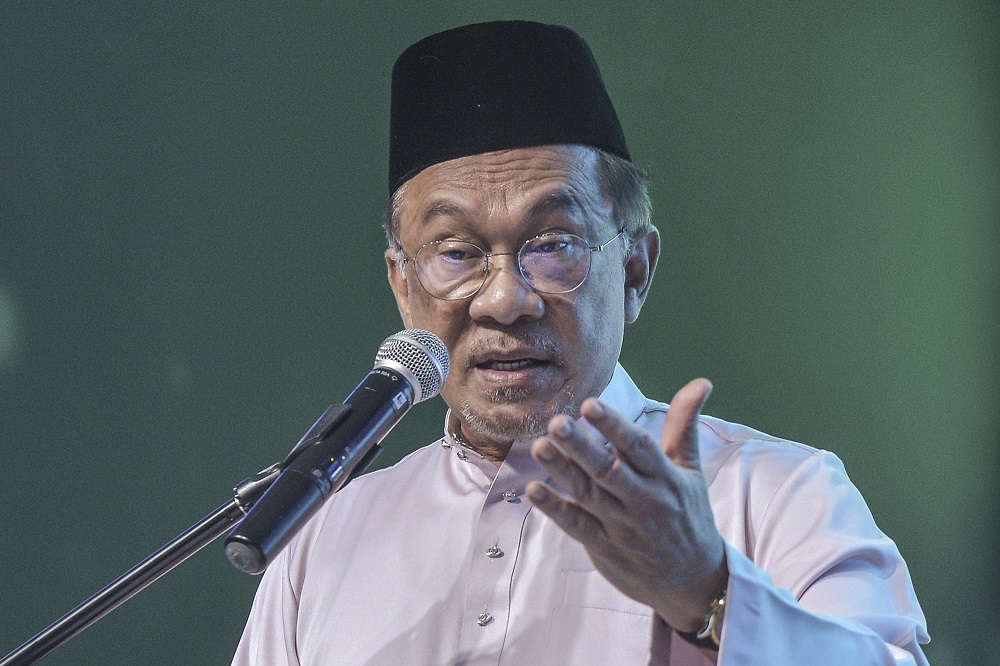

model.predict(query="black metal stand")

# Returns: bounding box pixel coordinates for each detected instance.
[0,463,282,666]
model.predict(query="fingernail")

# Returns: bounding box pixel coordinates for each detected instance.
[554,418,571,437]
[589,400,606,419]
[536,441,556,461]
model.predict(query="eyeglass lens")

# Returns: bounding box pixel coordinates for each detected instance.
[414,233,594,300]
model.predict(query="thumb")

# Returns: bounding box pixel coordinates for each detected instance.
[661,378,713,470]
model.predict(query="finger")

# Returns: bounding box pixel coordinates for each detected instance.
[540,414,622,483]
[525,479,608,544]
[660,378,712,470]
[531,435,619,508]
[577,398,670,479]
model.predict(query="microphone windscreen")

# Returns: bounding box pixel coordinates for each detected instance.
[374,329,450,403]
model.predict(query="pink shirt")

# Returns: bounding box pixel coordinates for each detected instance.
[233,364,928,665]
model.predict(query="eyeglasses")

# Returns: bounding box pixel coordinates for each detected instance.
[400,229,625,301]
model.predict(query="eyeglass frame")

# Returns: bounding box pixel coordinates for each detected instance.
[397,227,627,301]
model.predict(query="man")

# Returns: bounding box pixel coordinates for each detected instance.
[233,21,928,664]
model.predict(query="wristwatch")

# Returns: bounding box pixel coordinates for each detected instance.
[677,591,726,651]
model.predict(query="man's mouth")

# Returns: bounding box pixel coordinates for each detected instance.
[465,334,561,376]
[478,358,547,372]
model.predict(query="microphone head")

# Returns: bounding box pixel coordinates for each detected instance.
[374,329,450,404]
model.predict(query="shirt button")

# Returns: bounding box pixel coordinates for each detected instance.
[457,450,468,461]
[502,490,518,503]
[486,542,504,558]
[477,609,493,626]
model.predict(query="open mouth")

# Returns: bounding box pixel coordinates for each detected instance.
[478,358,547,372]
[467,336,559,377]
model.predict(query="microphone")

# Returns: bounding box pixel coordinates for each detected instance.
[223,329,450,575]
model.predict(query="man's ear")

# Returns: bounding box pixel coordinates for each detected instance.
[624,226,660,324]
[385,248,413,327]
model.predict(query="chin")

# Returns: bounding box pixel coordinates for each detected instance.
[459,388,579,444]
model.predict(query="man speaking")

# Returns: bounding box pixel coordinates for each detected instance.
[232,21,928,665]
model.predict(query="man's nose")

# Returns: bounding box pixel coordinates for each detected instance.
[468,255,545,325]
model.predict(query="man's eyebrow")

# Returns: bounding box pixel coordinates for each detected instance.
[527,190,583,220]
[421,201,469,224]
[418,191,584,226]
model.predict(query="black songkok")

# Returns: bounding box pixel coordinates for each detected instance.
[388,20,630,194]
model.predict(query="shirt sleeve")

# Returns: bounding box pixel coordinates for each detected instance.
[650,448,929,665]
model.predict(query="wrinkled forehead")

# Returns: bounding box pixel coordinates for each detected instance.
[395,145,611,243]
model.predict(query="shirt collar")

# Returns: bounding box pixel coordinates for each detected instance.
[598,362,646,424]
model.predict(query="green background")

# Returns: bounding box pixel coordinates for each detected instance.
[2,2,996,664]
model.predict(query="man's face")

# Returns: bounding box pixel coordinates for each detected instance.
[386,145,655,447]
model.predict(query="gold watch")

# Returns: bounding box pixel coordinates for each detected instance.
[677,590,726,650]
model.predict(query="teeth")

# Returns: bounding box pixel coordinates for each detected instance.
[490,359,533,371]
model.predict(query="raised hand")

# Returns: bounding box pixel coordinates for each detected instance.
[526,378,728,632]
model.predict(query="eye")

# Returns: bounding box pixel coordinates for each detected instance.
[431,241,482,263]
[441,249,472,261]
[526,234,575,255]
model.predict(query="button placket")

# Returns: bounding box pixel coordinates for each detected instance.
[457,440,548,658]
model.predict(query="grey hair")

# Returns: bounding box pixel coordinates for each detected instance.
[382,148,652,251]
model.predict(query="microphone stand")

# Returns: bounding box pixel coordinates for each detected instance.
[1,405,354,666]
